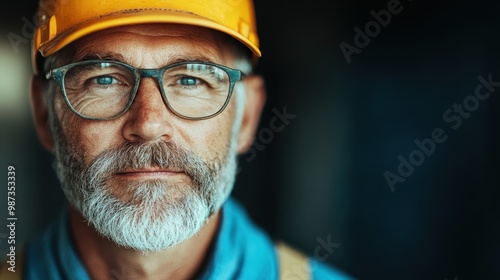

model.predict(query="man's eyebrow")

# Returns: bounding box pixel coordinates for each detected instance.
[73,52,126,62]
[73,53,220,66]
[168,55,217,63]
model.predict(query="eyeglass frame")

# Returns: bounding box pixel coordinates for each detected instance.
[45,60,244,121]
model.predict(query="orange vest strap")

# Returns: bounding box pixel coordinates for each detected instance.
[276,241,311,280]
[0,250,24,280]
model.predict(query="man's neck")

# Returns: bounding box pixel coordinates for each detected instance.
[68,206,221,280]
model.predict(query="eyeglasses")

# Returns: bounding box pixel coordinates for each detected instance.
[46,60,243,120]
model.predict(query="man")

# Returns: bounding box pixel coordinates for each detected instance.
[1,0,353,279]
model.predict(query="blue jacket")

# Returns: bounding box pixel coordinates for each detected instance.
[23,197,354,279]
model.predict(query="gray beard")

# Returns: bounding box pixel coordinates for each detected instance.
[52,126,238,253]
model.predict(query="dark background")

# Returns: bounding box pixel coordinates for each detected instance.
[1,0,499,279]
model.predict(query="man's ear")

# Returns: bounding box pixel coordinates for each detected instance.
[30,75,54,151]
[237,74,266,154]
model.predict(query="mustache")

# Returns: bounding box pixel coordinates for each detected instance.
[82,141,213,188]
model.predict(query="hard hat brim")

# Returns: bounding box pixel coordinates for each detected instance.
[35,10,261,72]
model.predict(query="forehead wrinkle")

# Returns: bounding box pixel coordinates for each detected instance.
[75,52,220,66]
[72,27,228,68]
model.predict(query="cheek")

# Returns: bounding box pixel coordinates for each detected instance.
[56,104,122,163]
[79,125,121,160]
[180,103,236,162]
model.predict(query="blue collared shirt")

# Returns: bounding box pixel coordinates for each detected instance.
[24,197,354,279]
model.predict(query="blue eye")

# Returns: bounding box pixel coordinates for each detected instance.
[179,77,198,86]
[95,76,115,85]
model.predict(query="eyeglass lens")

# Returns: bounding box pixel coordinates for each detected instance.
[62,61,231,119]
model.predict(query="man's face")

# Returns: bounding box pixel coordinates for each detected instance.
[45,24,246,252]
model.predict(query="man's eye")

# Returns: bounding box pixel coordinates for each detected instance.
[179,77,199,86]
[93,76,118,85]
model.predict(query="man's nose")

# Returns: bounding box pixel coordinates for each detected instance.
[122,78,174,142]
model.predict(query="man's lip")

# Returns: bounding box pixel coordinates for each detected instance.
[115,168,184,176]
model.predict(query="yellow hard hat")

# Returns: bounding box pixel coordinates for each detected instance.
[32,0,261,73]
